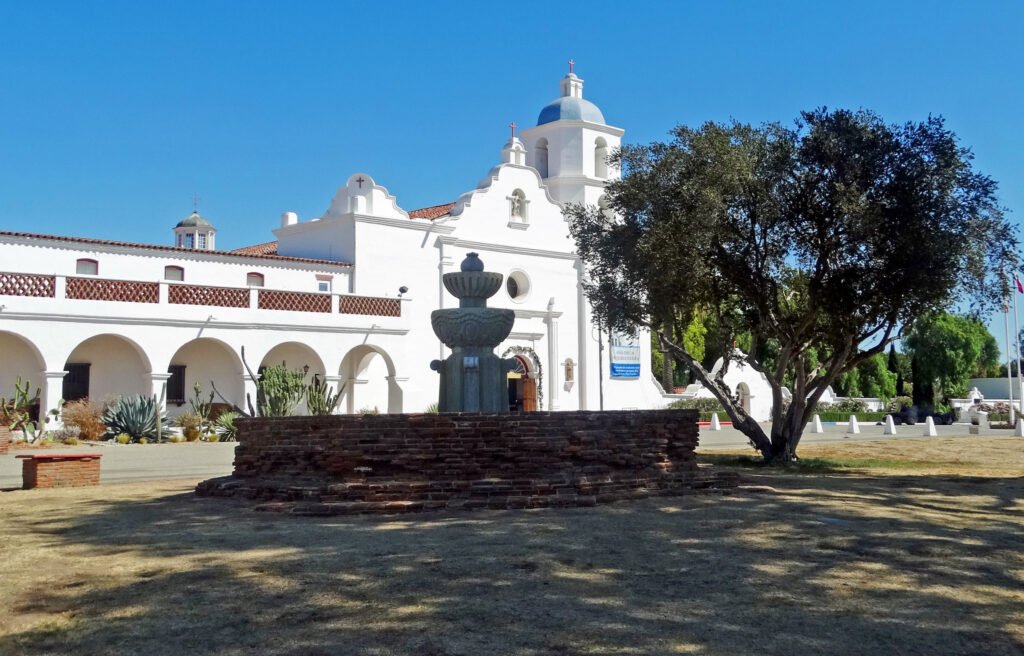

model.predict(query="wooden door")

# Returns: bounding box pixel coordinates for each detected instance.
[522,377,538,412]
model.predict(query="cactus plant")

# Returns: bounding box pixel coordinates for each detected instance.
[258,365,307,416]
[306,375,344,415]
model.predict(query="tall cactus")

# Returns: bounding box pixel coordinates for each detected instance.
[258,365,307,416]
[307,375,345,415]
[1,376,41,439]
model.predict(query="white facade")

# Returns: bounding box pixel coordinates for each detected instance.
[0,69,665,422]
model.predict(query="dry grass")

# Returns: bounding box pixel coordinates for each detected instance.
[1,437,1022,655]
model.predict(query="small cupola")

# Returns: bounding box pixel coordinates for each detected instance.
[173,211,216,250]
[501,121,526,165]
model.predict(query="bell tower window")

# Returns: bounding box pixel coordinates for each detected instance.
[594,137,609,179]
[534,138,549,178]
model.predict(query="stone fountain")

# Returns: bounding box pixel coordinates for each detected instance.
[430,253,517,412]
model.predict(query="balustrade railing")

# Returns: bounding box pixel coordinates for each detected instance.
[169,283,249,308]
[0,272,55,298]
[0,272,402,318]
[66,277,159,303]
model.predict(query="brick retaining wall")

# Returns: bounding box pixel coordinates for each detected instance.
[197,410,737,515]
[21,456,102,489]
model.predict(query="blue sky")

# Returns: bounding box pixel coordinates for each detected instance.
[2,1,1022,344]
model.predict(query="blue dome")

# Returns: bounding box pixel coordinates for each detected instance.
[536,96,606,126]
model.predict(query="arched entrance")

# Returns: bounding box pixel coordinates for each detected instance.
[507,355,538,413]
[338,345,402,414]
[63,334,151,404]
[167,338,244,418]
[0,331,46,421]
[259,342,325,415]
[736,382,752,414]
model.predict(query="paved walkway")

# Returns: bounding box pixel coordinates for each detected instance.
[1,442,237,488]
[0,423,1009,487]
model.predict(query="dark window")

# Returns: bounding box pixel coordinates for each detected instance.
[62,363,90,401]
[506,276,519,298]
[164,266,184,281]
[167,365,186,404]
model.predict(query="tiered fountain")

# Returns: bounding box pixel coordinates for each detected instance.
[430,253,517,413]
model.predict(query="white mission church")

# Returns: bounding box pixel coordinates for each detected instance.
[0,67,674,422]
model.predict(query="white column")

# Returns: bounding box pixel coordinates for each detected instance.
[546,299,559,410]
[243,374,259,415]
[151,373,172,415]
[574,260,589,409]
[40,370,67,428]
[324,375,344,414]
[54,275,66,300]
[159,281,169,305]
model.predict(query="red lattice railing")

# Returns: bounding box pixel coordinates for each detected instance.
[340,295,401,317]
[169,284,249,308]
[66,277,159,303]
[0,272,55,298]
[258,289,331,313]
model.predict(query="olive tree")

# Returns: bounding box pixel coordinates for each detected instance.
[567,108,1016,463]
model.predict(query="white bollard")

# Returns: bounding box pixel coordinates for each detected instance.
[811,414,823,433]
[847,415,860,435]
[710,412,721,431]
[924,416,938,437]
[1015,418,1024,437]
[883,415,898,436]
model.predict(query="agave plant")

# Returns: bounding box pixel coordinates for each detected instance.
[213,411,240,441]
[102,394,168,442]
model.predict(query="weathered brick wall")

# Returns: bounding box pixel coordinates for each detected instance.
[198,410,736,514]
[21,456,102,489]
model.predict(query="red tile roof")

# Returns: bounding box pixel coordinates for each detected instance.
[0,231,351,268]
[230,240,278,256]
[408,202,456,220]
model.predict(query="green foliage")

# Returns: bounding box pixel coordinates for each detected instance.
[1,376,41,439]
[189,383,214,428]
[566,108,1016,463]
[102,395,168,442]
[425,403,439,414]
[358,406,380,415]
[173,412,203,441]
[905,312,999,400]
[667,397,725,421]
[213,411,240,441]
[821,399,869,413]
[306,376,343,416]
[115,433,132,445]
[257,366,307,417]
[887,396,913,412]
[834,354,897,399]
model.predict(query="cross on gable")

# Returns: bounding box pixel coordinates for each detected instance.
[356,176,365,188]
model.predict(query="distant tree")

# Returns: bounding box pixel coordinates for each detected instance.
[568,108,1016,463]
[905,312,1000,401]
[835,353,897,400]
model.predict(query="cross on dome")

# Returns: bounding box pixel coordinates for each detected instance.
[509,121,517,139]
[568,58,575,74]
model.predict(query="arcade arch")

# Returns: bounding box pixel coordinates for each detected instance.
[0,331,45,402]
[167,338,244,418]
[338,344,402,414]
[62,334,151,404]
[259,342,326,415]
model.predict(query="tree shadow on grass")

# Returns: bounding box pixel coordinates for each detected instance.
[2,472,1022,656]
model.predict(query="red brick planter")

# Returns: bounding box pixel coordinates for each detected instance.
[0,425,10,454]
[197,410,737,515]
[17,454,102,489]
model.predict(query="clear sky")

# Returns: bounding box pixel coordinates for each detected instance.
[2,1,1022,344]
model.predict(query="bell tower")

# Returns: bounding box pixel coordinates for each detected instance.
[519,61,624,208]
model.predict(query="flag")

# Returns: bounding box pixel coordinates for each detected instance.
[1016,275,1024,294]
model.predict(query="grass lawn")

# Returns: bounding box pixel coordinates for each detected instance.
[1,436,1022,655]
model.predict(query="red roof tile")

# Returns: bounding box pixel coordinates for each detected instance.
[0,231,351,268]
[230,240,278,256]
[408,202,456,220]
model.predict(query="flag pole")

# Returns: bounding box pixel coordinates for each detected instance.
[1013,272,1023,423]
[1004,288,1016,425]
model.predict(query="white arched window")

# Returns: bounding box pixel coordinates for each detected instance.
[594,137,609,179]
[534,138,549,178]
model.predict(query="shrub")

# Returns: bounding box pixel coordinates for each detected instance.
[887,396,913,412]
[425,403,439,414]
[50,425,81,445]
[138,437,149,445]
[204,433,221,443]
[174,413,203,442]
[824,399,869,413]
[115,433,132,445]
[667,398,725,412]
[102,395,168,442]
[62,399,105,441]
[359,406,380,415]
[213,411,239,441]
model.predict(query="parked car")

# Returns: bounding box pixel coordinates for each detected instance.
[888,405,956,426]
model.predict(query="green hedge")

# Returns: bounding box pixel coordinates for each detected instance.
[814,412,887,423]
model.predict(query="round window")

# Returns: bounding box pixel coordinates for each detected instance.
[506,271,530,301]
